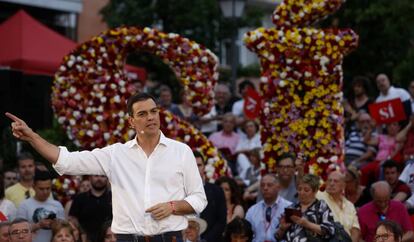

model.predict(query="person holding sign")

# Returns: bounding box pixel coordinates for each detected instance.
[5,93,207,241]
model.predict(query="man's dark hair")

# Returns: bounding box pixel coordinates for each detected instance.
[224,218,253,242]
[238,80,255,94]
[193,150,206,165]
[16,152,34,162]
[127,93,157,116]
[34,170,51,183]
[382,159,400,172]
[275,152,296,166]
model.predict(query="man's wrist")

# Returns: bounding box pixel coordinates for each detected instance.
[169,201,176,215]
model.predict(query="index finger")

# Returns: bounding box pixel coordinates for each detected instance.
[5,112,24,123]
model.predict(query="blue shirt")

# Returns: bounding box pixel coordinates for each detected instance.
[246,196,292,242]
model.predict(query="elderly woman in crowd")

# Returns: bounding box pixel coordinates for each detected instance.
[51,220,77,242]
[275,174,335,242]
[374,220,403,242]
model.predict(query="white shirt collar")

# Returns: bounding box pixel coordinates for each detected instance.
[127,130,169,148]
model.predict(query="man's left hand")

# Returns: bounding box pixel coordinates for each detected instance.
[146,202,173,220]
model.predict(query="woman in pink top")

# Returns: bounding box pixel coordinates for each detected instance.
[361,121,410,185]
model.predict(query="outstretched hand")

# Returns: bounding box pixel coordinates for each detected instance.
[5,112,34,141]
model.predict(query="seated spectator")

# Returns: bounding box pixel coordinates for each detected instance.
[344,167,371,208]
[158,85,177,111]
[16,170,65,242]
[361,121,409,186]
[51,220,76,242]
[358,181,414,242]
[0,174,16,221]
[96,220,115,242]
[275,174,335,242]
[5,153,36,208]
[240,148,262,187]
[8,218,32,242]
[345,112,377,167]
[171,89,197,123]
[223,217,253,242]
[234,120,261,179]
[232,80,256,128]
[382,160,411,202]
[209,113,240,173]
[276,153,297,203]
[375,220,403,242]
[215,177,244,223]
[0,221,10,242]
[316,171,360,241]
[3,170,18,189]
[246,174,291,242]
[183,217,207,242]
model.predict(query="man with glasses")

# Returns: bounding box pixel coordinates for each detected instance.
[275,153,298,203]
[5,154,35,208]
[245,174,291,242]
[6,92,207,242]
[8,219,32,242]
[358,181,414,242]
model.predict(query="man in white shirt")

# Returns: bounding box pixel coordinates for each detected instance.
[375,73,411,107]
[6,92,207,241]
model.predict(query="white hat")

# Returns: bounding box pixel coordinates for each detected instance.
[188,217,208,235]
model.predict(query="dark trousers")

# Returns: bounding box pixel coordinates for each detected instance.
[116,231,183,242]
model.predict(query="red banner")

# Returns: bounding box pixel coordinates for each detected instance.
[368,98,406,124]
[243,88,262,120]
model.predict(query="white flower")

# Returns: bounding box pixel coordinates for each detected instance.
[100,47,106,53]
[279,80,287,87]
[193,57,199,63]
[184,135,190,142]
[280,72,287,79]
[104,133,111,140]
[86,107,92,114]
[92,124,99,131]
[69,119,76,125]
[86,130,94,137]
[67,60,74,68]
[113,95,121,103]
[96,115,103,122]
[148,40,155,47]
[261,76,268,83]
[58,117,66,124]
[304,71,312,78]
[330,156,338,162]
[73,111,80,118]
[69,87,76,94]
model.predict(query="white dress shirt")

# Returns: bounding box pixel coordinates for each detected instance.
[53,132,207,235]
[376,86,411,103]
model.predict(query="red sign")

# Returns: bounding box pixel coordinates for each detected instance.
[243,88,262,120]
[368,99,406,124]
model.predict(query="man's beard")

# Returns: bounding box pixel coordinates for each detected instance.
[92,182,107,191]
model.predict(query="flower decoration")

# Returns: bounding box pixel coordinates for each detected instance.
[244,0,358,179]
[52,175,80,206]
[52,26,228,180]
[160,110,229,182]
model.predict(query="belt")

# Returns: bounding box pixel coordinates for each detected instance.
[116,231,182,242]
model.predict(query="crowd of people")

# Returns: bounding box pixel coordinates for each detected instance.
[1,73,414,242]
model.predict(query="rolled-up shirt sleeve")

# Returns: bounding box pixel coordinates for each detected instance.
[182,146,207,214]
[53,146,112,176]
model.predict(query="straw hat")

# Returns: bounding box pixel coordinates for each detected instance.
[188,217,208,235]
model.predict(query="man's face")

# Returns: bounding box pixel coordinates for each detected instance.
[159,91,172,106]
[326,172,345,196]
[34,180,51,202]
[17,159,35,182]
[376,74,390,94]
[373,189,391,212]
[195,157,205,181]
[183,221,199,241]
[222,116,235,133]
[260,175,279,202]
[214,86,229,105]
[4,171,18,188]
[90,175,108,191]
[384,167,399,186]
[9,222,31,242]
[128,99,160,137]
[276,158,295,182]
[0,225,9,242]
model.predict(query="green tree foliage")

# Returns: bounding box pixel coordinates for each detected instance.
[324,0,414,88]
